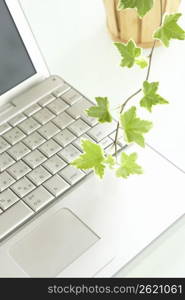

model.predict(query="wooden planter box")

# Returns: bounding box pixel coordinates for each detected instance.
[103,0,181,48]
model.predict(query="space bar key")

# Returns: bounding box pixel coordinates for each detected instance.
[0,201,34,240]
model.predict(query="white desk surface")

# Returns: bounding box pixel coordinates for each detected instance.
[20,0,185,277]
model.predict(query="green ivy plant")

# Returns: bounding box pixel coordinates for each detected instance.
[71,0,185,179]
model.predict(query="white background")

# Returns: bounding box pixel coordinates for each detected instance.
[20,0,185,277]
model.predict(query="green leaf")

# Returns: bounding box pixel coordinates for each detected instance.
[104,155,116,169]
[120,106,153,147]
[71,140,105,178]
[116,152,143,178]
[94,165,105,178]
[154,13,185,47]
[118,0,153,17]
[115,40,143,68]
[86,97,112,123]
[140,81,169,112]
[135,58,148,68]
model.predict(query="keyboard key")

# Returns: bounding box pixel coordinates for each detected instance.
[0,189,19,210]
[0,172,15,192]
[9,114,26,127]
[53,84,71,97]
[60,165,85,185]
[58,145,81,163]
[67,98,92,119]
[33,108,55,125]
[99,136,113,149]
[72,134,96,151]
[109,131,126,147]
[43,155,67,174]
[52,112,74,130]
[23,132,46,150]
[3,128,26,145]
[11,177,35,198]
[0,137,10,154]
[105,144,121,155]
[54,129,76,147]
[23,186,54,212]
[8,161,31,180]
[23,150,47,168]
[0,201,33,240]
[62,89,82,105]
[0,209,3,215]
[38,122,60,140]
[43,175,69,197]
[8,142,30,161]
[83,169,93,175]
[80,111,98,127]
[109,130,123,141]
[0,123,12,135]
[47,98,69,115]
[39,140,61,158]
[88,122,116,142]
[38,94,56,107]
[24,104,41,117]
[0,153,15,172]
[67,98,98,126]
[18,117,40,135]
[27,166,51,186]
[68,119,90,137]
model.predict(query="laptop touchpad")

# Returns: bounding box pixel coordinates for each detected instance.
[10,208,99,277]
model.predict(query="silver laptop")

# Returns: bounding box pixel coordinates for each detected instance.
[0,0,126,277]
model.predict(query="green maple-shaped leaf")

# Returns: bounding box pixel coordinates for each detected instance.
[114,40,148,68]
[135,58,148,68]
[140,81,169,112]
[71,140,106,178]
[104,155,116,169]
[86,97,112,123]
[118,0,153,18]
[120,106,153,147]
[116,152,143,178]
[154,13,185,47]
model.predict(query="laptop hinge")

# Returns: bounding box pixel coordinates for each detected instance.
[12,75,64,108]
[0,103,15,116]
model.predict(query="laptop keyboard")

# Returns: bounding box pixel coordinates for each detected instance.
[0,82,125,241]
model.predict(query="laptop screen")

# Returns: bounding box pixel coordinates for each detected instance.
[0,0,36,96]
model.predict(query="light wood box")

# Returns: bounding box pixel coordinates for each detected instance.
[103,0,181,48]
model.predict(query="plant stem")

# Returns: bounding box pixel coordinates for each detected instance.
[145,40,156,81]
[114,0,164,157]
[146,0,163,81]
[120,88,142,114]
[114,88,142,157]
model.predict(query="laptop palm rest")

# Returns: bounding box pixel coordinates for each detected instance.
[9,208,99,277]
